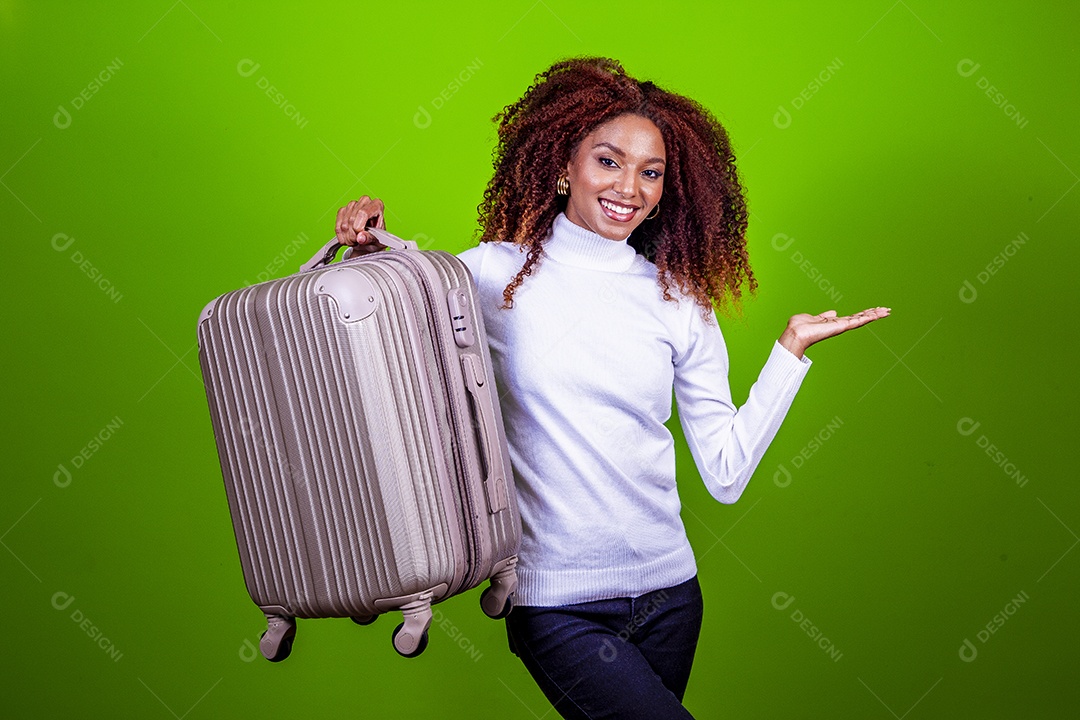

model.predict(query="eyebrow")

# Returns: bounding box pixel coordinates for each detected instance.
[592,141,666,166]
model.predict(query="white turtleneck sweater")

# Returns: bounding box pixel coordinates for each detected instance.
[456,213,812,607]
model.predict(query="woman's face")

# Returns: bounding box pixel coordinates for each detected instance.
[563,113,666,241]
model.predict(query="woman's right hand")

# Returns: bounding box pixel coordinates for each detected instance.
[335,196,387,255]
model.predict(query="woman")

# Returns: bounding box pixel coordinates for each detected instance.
[334,57,888,719]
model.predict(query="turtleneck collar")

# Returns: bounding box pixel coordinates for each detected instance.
[541,212,638,272]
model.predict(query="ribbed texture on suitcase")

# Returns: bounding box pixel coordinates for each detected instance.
[198,249,519,621]
[199,267,457,618]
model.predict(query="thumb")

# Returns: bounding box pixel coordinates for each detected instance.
[818,310,838,319]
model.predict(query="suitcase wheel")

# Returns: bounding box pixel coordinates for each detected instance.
[350,614,378,626]
[481,563,519,620]
[261,633,294,663]
[392,623,430,658]
[260,615,297,662]
[391,599,433,658]
[480,587,515,620]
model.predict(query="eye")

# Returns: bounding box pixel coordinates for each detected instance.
[642,169,663,180]
[598,157,618,167]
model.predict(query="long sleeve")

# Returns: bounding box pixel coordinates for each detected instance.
[673,308,812,504]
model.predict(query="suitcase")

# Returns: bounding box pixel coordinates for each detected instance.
[196,227,521,661]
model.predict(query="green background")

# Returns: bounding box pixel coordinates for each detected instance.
[3,1,1077,717]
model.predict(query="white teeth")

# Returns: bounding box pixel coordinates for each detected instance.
[600,199,635,214]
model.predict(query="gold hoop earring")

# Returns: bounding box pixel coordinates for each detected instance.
[645,202,660,220]
[556,176,570,196]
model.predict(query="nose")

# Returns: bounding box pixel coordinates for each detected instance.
[613,168,638,200]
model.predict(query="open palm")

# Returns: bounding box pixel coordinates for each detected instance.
[781,307,891,357]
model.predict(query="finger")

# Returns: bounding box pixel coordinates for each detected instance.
[354,208,385,247]
[840,309,886,329]
[366,198,386,230]
[350,208,373,234]
[335,204,352,245]
[351,213,377,247]
[354,201,380,227]
[851,307,890,322]
[345,201,367,235]
[364,212,384,237]
[356,225,385,247]
[340,201,362,246]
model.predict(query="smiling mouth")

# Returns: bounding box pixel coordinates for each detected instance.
[598,198,638,221]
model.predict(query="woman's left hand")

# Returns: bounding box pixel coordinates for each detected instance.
[778,307,891,359]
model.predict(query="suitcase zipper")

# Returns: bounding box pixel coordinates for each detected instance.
[386,251,485,592]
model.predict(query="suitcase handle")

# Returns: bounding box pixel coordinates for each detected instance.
[299,228,419,273]
[461,353,509,514]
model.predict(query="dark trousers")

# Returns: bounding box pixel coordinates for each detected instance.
[505,575,703,719]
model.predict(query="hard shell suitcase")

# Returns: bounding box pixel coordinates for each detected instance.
[196,227,521,661]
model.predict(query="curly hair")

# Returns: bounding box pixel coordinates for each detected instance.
[476,56,756,320]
